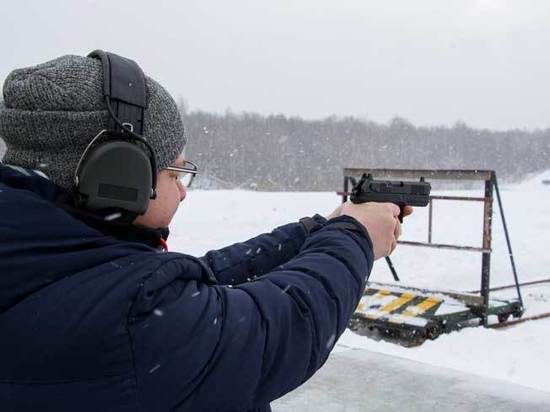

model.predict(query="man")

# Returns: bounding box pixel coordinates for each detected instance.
[0,52,406,411]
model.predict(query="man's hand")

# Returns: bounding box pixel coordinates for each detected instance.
[328,202,413,260]
[327,203,345,220]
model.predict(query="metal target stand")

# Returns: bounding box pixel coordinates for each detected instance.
[339,169,524,343]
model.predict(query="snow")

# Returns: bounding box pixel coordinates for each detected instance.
[169,170,550,393]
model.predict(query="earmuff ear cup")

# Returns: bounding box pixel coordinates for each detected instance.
[76,140,153,215]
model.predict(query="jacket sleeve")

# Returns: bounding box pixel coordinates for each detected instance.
[199,214,327,285]
[129,215,373,412]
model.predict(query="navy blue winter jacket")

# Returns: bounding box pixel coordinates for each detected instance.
[0,164,374,411]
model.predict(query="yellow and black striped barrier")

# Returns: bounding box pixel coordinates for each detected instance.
[351,285,524,343]
[355,288,443,326]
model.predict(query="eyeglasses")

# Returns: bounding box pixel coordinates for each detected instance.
[163,160,198,188]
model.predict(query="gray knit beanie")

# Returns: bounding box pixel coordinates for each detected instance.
[0,54,186,189]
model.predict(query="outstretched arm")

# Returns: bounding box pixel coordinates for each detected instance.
[130,215,373,411]
[199,214,327,285]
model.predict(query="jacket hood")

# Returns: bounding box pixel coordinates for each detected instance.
[0,164,162,313]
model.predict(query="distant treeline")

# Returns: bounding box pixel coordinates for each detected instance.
[184,109,550,191]
[1,110,548,191]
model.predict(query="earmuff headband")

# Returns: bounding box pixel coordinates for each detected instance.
[73,50,158,216]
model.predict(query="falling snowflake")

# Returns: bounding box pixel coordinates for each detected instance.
[149,364,161,374]
[104,212,122,221]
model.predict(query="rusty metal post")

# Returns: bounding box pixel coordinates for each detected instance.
[480,173,495,326]
[428,197,434,243]
[343,176,349,203]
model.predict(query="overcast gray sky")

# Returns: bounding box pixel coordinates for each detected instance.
[2,0,549,130]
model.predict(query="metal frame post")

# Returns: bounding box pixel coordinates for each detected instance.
[428,198,434,243]
[480,173,495,326]
[343,176,350,202]
[494,176,524,309]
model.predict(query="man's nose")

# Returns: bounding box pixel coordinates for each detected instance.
[178,181,187,202]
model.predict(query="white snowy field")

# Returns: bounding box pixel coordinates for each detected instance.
[169,171,550,393]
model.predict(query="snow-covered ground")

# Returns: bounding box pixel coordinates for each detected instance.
[170,170,550,393]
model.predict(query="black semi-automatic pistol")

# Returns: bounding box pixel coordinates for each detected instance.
[350,173,431,222]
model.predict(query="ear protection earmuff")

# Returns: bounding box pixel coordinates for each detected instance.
[74,50,157,216]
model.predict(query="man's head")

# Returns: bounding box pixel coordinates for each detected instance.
[0,53,187,227]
